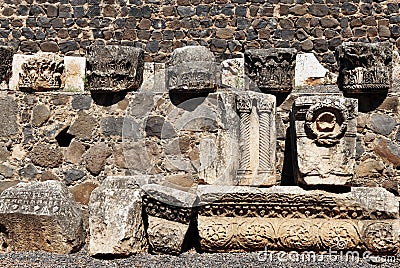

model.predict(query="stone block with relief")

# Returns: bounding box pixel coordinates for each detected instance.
[0,181,85,253]
[166,46,221,93]
[336,42,393,93]
[235,91,276,186]
[86,45,144,92]
[291,95,358,186]
[245,48,296,93]
[197,186,400,254]
[18,53,64,92]
[88,177,147,256]
[142,184,197,255]
[0,47,13,89]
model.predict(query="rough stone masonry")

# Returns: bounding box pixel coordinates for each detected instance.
[0,0,400,259]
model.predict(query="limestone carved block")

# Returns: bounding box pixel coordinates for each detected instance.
[245,48,296,93]
[166,46,221,93]
[18,53,64,92]
[197,186,399,253]
[86,45,144,92]
[336,42,393,93]
[235,92,276,186]
[0,181,85,253]
[0,47,13,89]
[142,184,197,254]
[88,177,147,256]
[291,95,358,186]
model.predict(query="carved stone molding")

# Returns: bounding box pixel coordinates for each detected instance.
[245,48,296,93]
[336,42,393,93]
[87,45,144,92]
[198,217,399,253]
[235,92,276,186]
[291,95,358,186]
[166,46,221,93]
[18,54,64,92]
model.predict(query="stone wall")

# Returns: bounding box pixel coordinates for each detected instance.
[1,0,400,70]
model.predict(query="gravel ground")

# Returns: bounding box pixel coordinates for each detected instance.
[1,249,400,268]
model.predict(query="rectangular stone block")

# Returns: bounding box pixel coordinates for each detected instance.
[166,46,221,93]
[0,181,85,253]
[197,186,399,254]
[86,45,144,92]
[336,42,393,93]
[0,95,19,139]
[245,48,296,93]
[88,177,147,256]
[291,95,358,186]
[0,47,13,90]
[64,56,85,92]
[235,92,277,186]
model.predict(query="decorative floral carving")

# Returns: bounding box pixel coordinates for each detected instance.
[364,222,399,253]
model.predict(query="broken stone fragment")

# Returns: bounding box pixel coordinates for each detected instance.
[0,181,85,253]
[88,177,147,256]
[245,48,297,93]
[197,185,399,253]
[336,42,393,93]
[86,45,144,92]
[291,95,358,186]
[142,184,197,255]
[166,46,221,93]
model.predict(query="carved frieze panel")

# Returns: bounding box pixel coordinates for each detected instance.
[0,181,84,253]
[86,45,144,92]
[18,54,64,92]
[166,46,221,93]
[336,42,393,93]
[291,95,358,186]
[235,92,276,186]
[245,48,296,93]
[0,47,13,88]
[198,217,400,254]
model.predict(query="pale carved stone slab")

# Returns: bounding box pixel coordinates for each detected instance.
[0,47,13,90]
[197,186,399,253]
[0,181,85,253]
[88,177,147,256]
[10,53,86,92]
[64,56,85,92]
[336,42,393,93]
[142,184,197,254]
[86,45,144,92]
[166,46,221,93]
[235,92,277,186]
[245,48,296,93]
[291,95,358,186]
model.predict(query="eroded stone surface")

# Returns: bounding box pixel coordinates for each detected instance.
[291,95,358,186]
[245,48,296,93]
[0,181,85,253]
[235,92,277,186]
[166,46,221,93]
[86,45,144,92]
[142,184,197,254]
[89,177,147,256]
[336,42,393,93]
[197,186,399,253]
[0,47,13,89]
[64,56,85,92]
